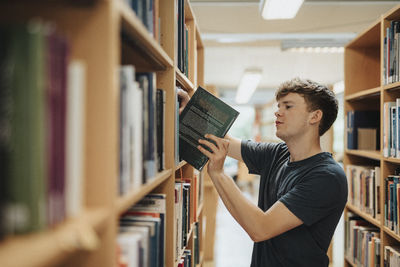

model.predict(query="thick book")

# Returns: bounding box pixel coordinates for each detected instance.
[179,86,239,171]
[346,110,379,150]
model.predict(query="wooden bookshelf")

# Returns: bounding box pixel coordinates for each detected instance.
[383,81,400,91]
[176,67,195,92]
[346,203,381,228]
[344,4,400,267]
[345,86,381,101]
[0,0,206,266]
[345,149,381,161]
[116,169,172,214]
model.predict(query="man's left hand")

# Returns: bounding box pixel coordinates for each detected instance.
[197,134,230,176]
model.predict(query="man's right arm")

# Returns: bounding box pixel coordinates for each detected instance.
[225,134,243,162]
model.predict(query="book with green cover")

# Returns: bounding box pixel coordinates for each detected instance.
[179,86,239,171]
[1,23,47,235]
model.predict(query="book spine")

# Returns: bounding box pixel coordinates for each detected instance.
[65,60,86,218]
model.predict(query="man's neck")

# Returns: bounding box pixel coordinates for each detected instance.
[285,134,322,162]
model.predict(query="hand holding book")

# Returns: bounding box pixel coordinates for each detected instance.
[198,134,229,175]
[177,88,190,114]
[179,86,239,170]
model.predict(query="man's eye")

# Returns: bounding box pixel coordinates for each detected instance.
[286,105,292,109]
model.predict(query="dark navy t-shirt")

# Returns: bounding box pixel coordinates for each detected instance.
[241,141,347,267]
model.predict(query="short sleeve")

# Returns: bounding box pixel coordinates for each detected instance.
[241,140,284,175]
[279,168,348,226]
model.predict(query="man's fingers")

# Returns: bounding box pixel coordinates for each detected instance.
[197,145,212,158]
[205,134,229,150]
[198,139,218,153]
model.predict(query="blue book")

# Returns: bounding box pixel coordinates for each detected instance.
[347,110,379,150]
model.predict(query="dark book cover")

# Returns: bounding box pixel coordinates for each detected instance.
[347,110,379,150]
[179,86,239,171]
[156,89,165,172]
[136,72,157,182]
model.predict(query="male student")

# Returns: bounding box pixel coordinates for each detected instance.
[177,77,347,267]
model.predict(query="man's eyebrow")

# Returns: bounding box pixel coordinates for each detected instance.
[281,100,295,104]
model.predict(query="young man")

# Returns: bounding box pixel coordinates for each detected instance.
[178,78,347,266]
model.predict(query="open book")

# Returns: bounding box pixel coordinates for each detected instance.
[179,86,239,170]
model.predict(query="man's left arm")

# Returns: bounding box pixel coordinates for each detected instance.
[198,134,303,242]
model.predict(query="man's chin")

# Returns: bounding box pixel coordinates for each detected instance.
[275,133,285,142]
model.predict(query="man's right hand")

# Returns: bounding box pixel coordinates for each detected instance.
[177,88,190,114]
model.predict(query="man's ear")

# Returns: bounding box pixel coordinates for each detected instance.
[309,109,322,125]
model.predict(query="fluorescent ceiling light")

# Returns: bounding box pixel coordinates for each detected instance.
[260,0,304,20]
[235,69,262,104]
[287,47,345,53]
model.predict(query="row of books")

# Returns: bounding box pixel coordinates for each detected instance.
[383,100,400,158]
[346,165,381,219]
[175,181,191,259]
[117,194,166,267]
[384,174,400,234]
[346,110,379,150]
[174,173,202,261]
[178,250,192,267]
[176,0,189,77]
[383,20,400,85]
[123,0,191,78]
[0,22,86,236]
[124,0,160,42]
[117,190,201,267]
[119,66,166,195]
[385,245,400,267]
[345,212,380,267]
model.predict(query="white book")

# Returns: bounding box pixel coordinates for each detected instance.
[117,232,141,267]
[391,105,397,157]
[65,60,86,218]
[120,66,133,194]
[397,98,400,158]
[120,226,150,267]
[132,81,143,189]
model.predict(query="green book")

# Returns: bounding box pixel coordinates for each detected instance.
[179,86,239,170]
[3,23,47,234]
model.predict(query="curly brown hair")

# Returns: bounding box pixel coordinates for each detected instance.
[275,77,338,136]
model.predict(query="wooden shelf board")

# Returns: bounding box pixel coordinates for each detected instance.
[116,169,172,214]
[176,67,195,92]
[176,160,188,171]
[384,157,400,164]
[184,0,195,21]
[383,226,400,242]
[119,0,173,70]
[345,149,381,161]
[383,81,400,91]
[345,256,356,267]
[0,207,109,267]
[196,27,204,49]
[197,202,204,219]
[346,203,381,227]
[345,86,381,101]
